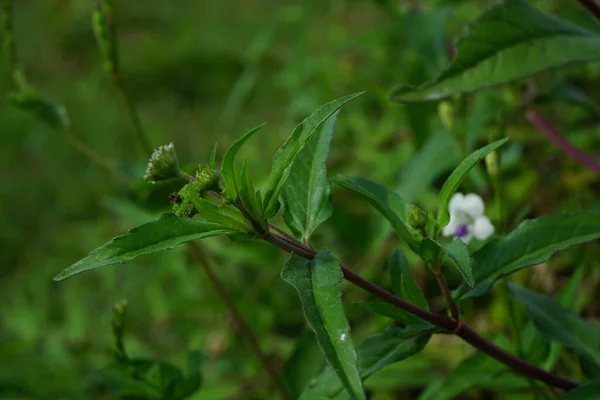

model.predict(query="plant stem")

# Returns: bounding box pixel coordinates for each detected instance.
[433,263,460,321]
[188,242,292,400]
[261,228,579,392]
[578,0,600,22]
[117,82,153,155]
[526,109,600,174]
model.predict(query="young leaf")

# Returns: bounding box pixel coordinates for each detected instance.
[332,175,423,252]
[510,284,600,367]
[221,124,265,199]
[189,195,253,233]
[301,327,432,399]
[353,302,431,328]
[443,239,474,287]
[392,0,600,102]
[561,381,600,400]
[457,213,600,300]
[54,213,235,281]
[262,92,364,219]
[388,248,429,310]
[235,161,264,225]
[209,143,218,169]
[282,252,366,400]
[281,111,338,243]
[437,138,508,230]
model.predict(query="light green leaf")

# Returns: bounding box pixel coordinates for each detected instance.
[419,336,513,400]
[561,381,600,400]
[189,195,253,233]
[282,252,365,400]
[281,111,337,243]
[209,143,218,170]
[443,239,473,287]
[354,302,431,328]
[54,213,235,281]
[262,92,364,219]
[235,161,264,224]
[437,138,508,230]
[458,213,600,300]
[388,248,429,310]
[510,284,600,366]
[332,175,423,252]
[392,0,600,102]
[221,124,265,198]
[397,131,460,203]
[301,327,432,399]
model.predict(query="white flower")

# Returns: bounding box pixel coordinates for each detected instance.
[442,193,494,244]
[144,142,180,182]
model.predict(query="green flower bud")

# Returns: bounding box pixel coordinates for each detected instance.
[438,101,454,131]
[485,150,499,180]
[171,182,201,218]
[92,0,119,77]
[195,165,220,193]
[144,143,181,183]
[408,204,428,229]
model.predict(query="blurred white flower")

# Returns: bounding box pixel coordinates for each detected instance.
[442,193,494,244]
[144,142,180,182]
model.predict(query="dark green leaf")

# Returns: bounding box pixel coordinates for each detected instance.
[458,213,600,300]
[281,111,337,243]
[8,90,70,129]
[388,248,429,310]
[301,327,432,399]
[510,284,600,366]
[54,213,235,281]
[419,238,441,266]
[392,0,600,102]
[561,381,600,400]
[282,330,326,399]
[332,175,423,252]
[262,92,364,219]
[189,195,253,233]
[282,252,365,400]
[354,302,431,328]
[235,161,264,224]
[443,239,473,287]
[99,363,163,399]
[221,124,265,199]
[437,139,508,230]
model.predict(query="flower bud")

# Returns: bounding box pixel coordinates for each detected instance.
[172,182,199,218]
[92,0,119,78]
[438,101,454,131]
[408,204,428,229]
[485,150,499,180]
[144,143,180,183]
[195,165,220,193]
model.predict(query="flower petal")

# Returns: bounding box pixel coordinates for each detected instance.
[448,193,465,214]
[462,194,485,218]
[473,216,494,240]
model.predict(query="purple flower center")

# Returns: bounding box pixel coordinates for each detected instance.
[455,224,469,238]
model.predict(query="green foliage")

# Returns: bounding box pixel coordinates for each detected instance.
[281,111,337,243]
[561,382,600,400]
[392,0,600,102]
[442,239,473,287]
[282,252,365,400]
[510,284,600,367]
[262,92,363,219]
[53,213,235,280]
[388,248,429,310]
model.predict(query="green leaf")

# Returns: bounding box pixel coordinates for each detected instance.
[561,381,600,400]
[354,302,431,328]
[510,284,600,366]
[332,175,423,252]
[282,331,326,399]
[54,213,235,281]
[457,213,600,300]
[189,195,253,233]
[437,139,508,230]
[301,327,432,399]
[392,0,600,102]
[8,90,70,129]
[209,143,218,169]
[221,124,265,199]
[419,238,441,266]
[397,131,460,203]
[388,248,429,310]
[443,239,473,287]
[419,336,513,400]
[262,92,364,219]
[281,111,337,243]
[235,161,264,225]
[282,252,365,400]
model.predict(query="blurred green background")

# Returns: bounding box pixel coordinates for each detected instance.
[1,0,599,399]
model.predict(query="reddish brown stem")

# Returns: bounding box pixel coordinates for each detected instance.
[527,109,600,174]
[578,0,600,22]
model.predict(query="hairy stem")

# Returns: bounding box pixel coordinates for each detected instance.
[527,109,600,174]
[578,0,600,21]
[188,243,292,400]
[262,229,578,392]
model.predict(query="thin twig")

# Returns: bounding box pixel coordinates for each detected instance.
[188,243,292,400]
[434,265,460,321]
[117,83,153,155]
[527,109,600,174]
[578,0,600,22]
[262,228,579,392]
